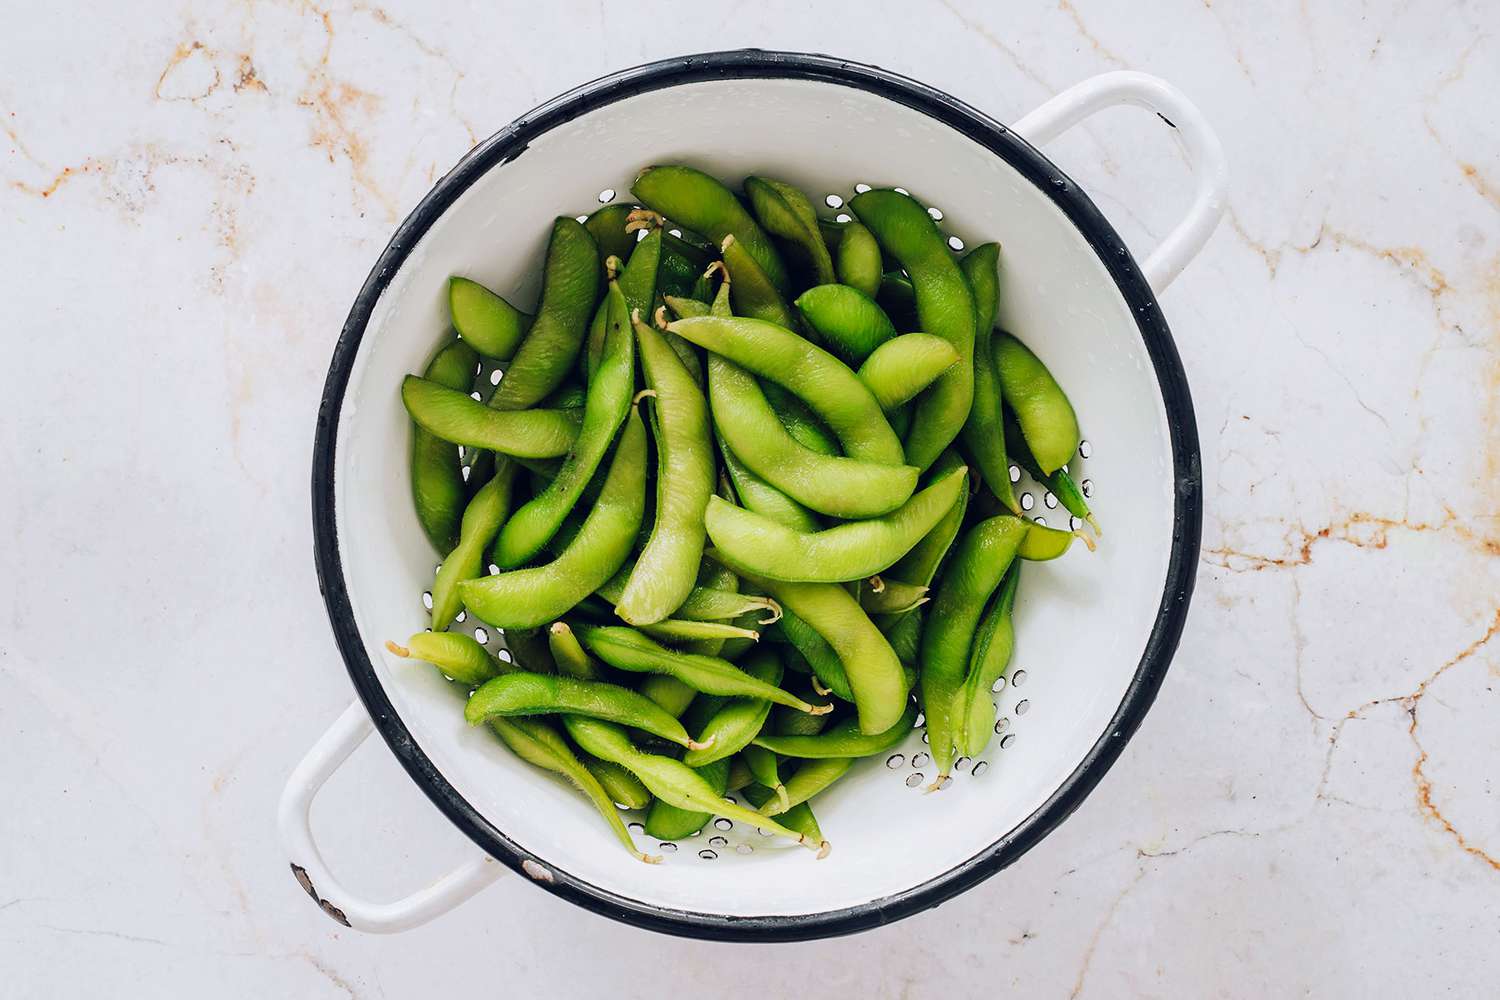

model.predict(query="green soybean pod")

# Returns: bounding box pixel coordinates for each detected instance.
[744,175,836,286]
[547,621,602,680]
[1004,417,1099,534]
[793,284,897,364]
[430,460,517,630]
[743,744,787,811]
[757,756,853,817]
[684,558,741,659]
[858,577,929,615]
[583,202,638,267]
[704,465,967,583]
[858,334,960,411]
[958,243,1021,513]
[448,277,530,361]
[955,564,1021,757]
[993,332,1081,474]
[884,605,923,666]
[850,189,976,470]
[920,515,1028,784]
[776,609,853,702]
[835,221,883,299]
[669,315,904,466]
[384,631,507,686]
[575,626,832,715]
[732,570,906,735]
[632,165,790,295]
[458,405,646,629]
[754,700,917,758]
[489,716,657,863]
[719,234,799,330]
[644,756,730,841]
[716,431,821,534]
[613,312,714,625]
[410,339,479,552]
[762,382,840,457]
[493,274,634,568]
[884,449,971,590]
[586,223,661,378]
[744,786,823,844]
[877,269,918,329]
[488,217,600,411]
[681,649,783,767]
[464,672,707,750]
[401,376,582,458]
[1018,519,1090,559]
[637,619,760,644]
[583,755,653,810]
[725,755,754,792]
[562,717,825,853]
[639,675,697,718]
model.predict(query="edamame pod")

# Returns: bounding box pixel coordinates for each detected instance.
[632,165,791,294]
[614,313,714,625]
[858,334,960,411]
[716,431,821,533]
[993,332,1080,474]
[430,460,517,629]
[858,578,929,615]
[385,631,507,686]
[745,176,835,285]
[744,787,823,844]
[954,565,1020,757]
[575,625,832,715]
[586,220,661,378]
[402,376,582,458]
[754,700,918,758]
[638,619,760,644]
[776,609,853,702]
[644,756,730,840]
[584,755,652,810]
[583,202,638,267]
[793,284,896,363]
[488,217,599,410]
[669,315,903,466]
[731,569,907,735]
[681,649,782,767]
[835,221,883,299]
[743,744,787,811]
[464,672,707,750]
[449,277,529,360]
[719,234,799,330]
[493,274,634,567]
[563,717,826,853]
[548,621,602,680]
[459,405,646,629]
[1004,417,1099,534]
[410,339,479,552]
[850,189,976,470]
[491,716,657,862]
[597,560,778,624]
[877,269,918,328]
[757,756,852,817]
[958,243,1021,513]
[704,465,966,583]
[920,515,1028,784]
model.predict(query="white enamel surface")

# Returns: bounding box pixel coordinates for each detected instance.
[334,76,1177,917]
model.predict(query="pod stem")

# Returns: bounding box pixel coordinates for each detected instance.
[631,387,658,406]
[810,676,832,697]
[686,735,715,752]
[653,304,671,329]
[1086,513,1103,537]
[867,575,886,594]
[703,258,729,283]
[756,598,783,625]
[814,840,832,860]
[773,783,790,813]
[623,208,665,233]
[636,851,663,864]
[384,640,411,658]
[604,254,623,281]
[924,771,950,794]
[802,701,834,716]
[1073,529,1098,553]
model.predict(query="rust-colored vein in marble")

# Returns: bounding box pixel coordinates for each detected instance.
[1206,506,1500,574]
[1057,0,1127,67]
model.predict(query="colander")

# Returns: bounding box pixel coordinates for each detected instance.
[279,50,1225,940]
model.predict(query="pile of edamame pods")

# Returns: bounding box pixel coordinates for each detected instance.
[390,165,1099,863]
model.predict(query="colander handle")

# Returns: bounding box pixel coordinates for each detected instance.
[1013,71,1227,295]
[277,700,503,932]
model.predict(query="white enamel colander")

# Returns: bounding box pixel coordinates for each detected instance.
[278,50,1225,940]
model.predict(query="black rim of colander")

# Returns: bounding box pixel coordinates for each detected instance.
[311,48,1203,942]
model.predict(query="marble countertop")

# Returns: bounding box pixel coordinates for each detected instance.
[4,0,1497,996]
